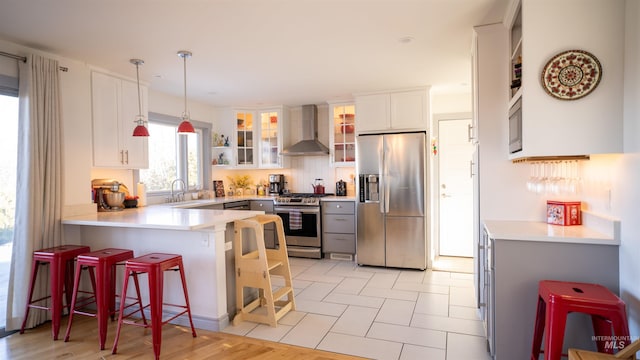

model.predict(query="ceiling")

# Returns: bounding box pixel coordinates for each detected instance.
[0,0,508,108]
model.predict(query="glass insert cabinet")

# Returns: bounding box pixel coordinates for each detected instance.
[236,111,254,166]
[223,107,287,169]
[260,111,280,167]
[330,103,356,167]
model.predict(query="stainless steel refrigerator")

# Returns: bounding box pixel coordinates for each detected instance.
[356,132,427,270]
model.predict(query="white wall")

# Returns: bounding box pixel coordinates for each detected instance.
[618,0,640,337]
[148,89,216,126]
[430,92,472,114]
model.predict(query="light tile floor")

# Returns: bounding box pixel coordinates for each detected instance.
[222,257,491,360]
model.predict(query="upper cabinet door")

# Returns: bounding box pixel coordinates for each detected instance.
[119,78,148,168]
[258,107,288,169]
[390,90,428,131]
[92,72,121,167]
[235,111,256,167]
[355,94,389,132]
[91,71,148,169]
[355,88,429,133]
[329,102,356,167]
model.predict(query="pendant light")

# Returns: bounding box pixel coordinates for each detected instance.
[131,59,150,137]
[177,50,196,134]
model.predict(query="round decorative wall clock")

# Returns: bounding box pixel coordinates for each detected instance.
[541,49,602,100]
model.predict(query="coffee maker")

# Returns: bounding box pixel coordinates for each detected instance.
[268,174,285,195]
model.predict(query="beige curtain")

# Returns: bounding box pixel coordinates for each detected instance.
[5,54,64,330]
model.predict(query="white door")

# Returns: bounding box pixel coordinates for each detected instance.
[438,119,474,257]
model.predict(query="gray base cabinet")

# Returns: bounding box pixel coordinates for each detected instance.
[482,226,619,359]
[250,200,276,249]
[322,201,355,257]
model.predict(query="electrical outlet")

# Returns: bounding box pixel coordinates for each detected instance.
[201,238,209,247]
[224,241,232,251]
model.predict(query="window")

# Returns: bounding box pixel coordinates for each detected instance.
[139,112,211,197]
[0,93,18,331]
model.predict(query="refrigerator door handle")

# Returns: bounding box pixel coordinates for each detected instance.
[378,150,385,214]
[384,174,390,213]
[382,143,390,214]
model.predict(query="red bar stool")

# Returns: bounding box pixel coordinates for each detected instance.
[112,253,197,360]
[531,280,630,360]
[63,248,146,350]
[20,244,91,340]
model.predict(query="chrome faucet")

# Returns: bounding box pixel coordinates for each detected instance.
[170,178,186,202]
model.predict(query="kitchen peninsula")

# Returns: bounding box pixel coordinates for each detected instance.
[61,205,263,331]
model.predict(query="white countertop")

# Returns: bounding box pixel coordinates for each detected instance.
[166,195,356,208]
[62,195,356,230]
[321,196,356,202]
[483,220,619,245]
[166,195,275,208]
[62,206,263,231]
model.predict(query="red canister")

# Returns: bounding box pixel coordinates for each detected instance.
[547,201,582,226]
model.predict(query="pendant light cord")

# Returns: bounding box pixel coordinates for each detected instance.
[136,62,143,117]
[183,54,188,117]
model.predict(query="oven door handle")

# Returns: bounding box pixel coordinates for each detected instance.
[275,207,320,214]
[288,247,321,253]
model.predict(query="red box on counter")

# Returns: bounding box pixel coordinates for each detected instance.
[547,201,582,226]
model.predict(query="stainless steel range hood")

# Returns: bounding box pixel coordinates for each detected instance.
[281,104,330,156]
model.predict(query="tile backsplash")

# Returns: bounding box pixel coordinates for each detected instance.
[212,159,355,195]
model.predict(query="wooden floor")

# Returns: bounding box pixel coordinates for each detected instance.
[0,315,365,360]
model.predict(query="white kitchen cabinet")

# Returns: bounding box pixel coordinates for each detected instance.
[472,22,510,308]
[91,71,148,168]
[257,107,289,169]
[235,110,256,167]
[328,102,356,167]
[213,107,288,169]
[482,222,619,359]
[507,0,624,160]
[354,88,429,133]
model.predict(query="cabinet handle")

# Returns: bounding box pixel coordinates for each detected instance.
[470,160,476,178]
[335,218,347,221]
[336,205,342,208]
[259,203,263,207]
[125,150,129,164]
[120,150,124,164]
[467,124,474,142]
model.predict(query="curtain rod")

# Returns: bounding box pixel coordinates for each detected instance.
[0,50,69,72]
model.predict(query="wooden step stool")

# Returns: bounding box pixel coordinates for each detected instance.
[233,214,295,327]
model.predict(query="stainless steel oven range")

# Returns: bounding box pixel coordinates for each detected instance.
[274,193,330,259]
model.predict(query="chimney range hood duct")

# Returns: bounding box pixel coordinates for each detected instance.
[281,104,330,156]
